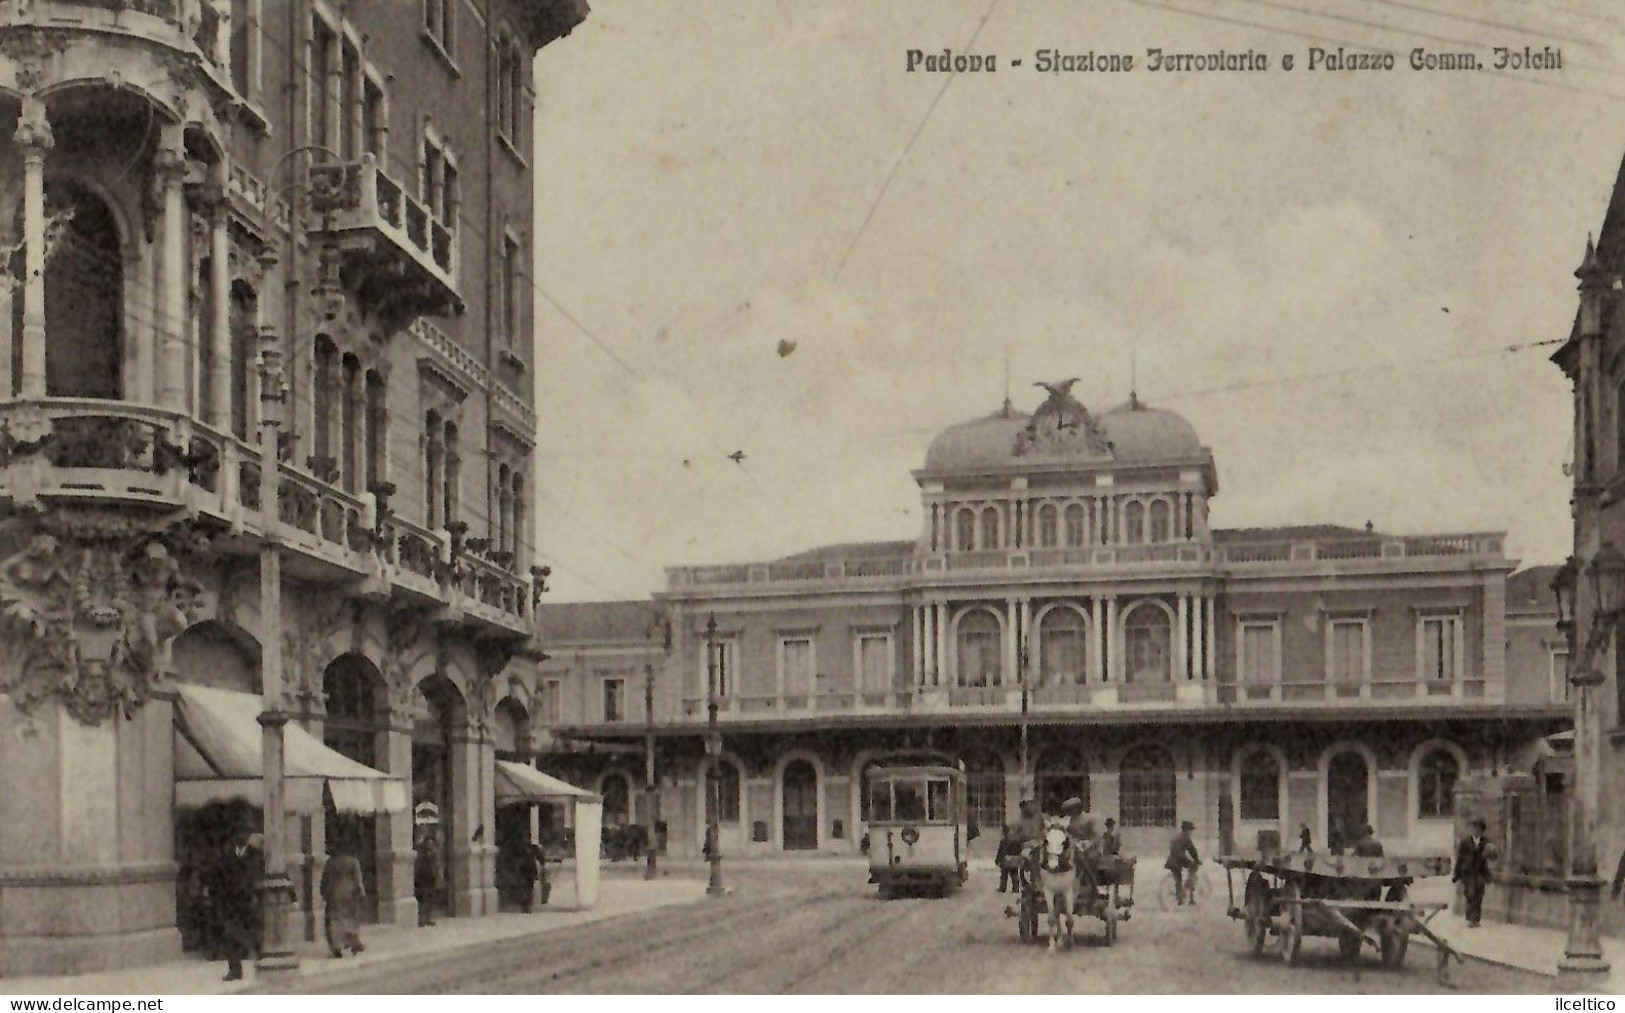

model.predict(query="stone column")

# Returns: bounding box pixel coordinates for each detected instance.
[155,139,189,411]
[377,721,419,927]
[912,605,924,685]
[1090,597,1104,683]
[935,602,948,687]
[206,186,232,429]
[1192,594,1206,683]
[446,721,493,917]
[1206,596,1218,680]
[1105,596,1118,681]
[1177,593,1190,680]
[15,99,52,399]
[1004,598,1018,687]
[1020,597,1033,680]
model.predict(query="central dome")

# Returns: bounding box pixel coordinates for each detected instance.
[921,395,1204,473]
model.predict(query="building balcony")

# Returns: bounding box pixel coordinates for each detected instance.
[308,155,462,325]
[0,398,532,637]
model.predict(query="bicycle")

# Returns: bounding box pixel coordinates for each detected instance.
[1157,865,1211,910]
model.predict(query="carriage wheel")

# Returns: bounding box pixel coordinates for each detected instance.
[1380,927,1409,968]
[1243,874,1269,957]
[1278,882,1303,967]
[1339,932,1363,963]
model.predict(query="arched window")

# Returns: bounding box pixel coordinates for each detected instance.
[1065,503,1086,547]
[424,409,443,528]
[956,609,1001,687]
[1237,749,1281,821]
[340,352,362,491]
[1119,745,1176,828]
[1036,748,1089,814]
[511,472,526,569]
[1124,501,1146,544]
[364,369,386,491]
[981,507,1000,550]
[1039,606,1089,685]
[1417,748,1460,819]
[1123,604,1172,683]
[443,420,460,525]
[1038,504,1058,548]
[1149,500,1171,543]
[314,337,337,464]
[41,180,123,399]
[496,463,511,557]
[955,507,975,552]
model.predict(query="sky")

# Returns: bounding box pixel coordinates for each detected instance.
[527,0,1625,603]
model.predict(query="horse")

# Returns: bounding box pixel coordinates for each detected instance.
[1035,820,1082,951]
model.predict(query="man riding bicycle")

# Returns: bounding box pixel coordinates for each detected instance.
[1166,819,1201,905]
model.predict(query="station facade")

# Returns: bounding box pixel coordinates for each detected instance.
[539,387,1566,864]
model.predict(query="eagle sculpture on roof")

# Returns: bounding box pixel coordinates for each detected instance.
[1016,377,1112,458]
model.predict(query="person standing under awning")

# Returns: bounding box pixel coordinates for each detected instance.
[321,838,367,958]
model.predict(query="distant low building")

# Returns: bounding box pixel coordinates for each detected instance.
[538,386,1564,863]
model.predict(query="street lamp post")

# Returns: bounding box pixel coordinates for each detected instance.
[254,325,299,978]
[1554,547,1623,988]
[1018,635,1031,793]
[705,613,725,897]
[644,615,669,881]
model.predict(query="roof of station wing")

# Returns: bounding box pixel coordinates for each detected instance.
[534,600,658,645]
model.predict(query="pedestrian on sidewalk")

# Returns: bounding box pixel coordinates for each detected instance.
[1454,816,1494,928]
[415,828,442,927]
[995,824,1015,893]
[320,841,367,958]
[209,824,262,982]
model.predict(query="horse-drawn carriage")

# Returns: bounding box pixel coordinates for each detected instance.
[1003,821,1136,949]
[1217,851,1463,982]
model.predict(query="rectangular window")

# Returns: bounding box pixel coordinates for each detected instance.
[893,780,926,822]
[602,678,624,723]
[310,19,335,152]
[230,0,252,97]
[869,782,892,823]
[340,43,360,159]
[362,79,385,158]
[1550,648,1571,704]
[1239,622,1278,684]
[440,159,458,228]
[501,235,521,345]
[1328,620,1366,684]
[779,637,814,697]
[926,779,951,822]
[858,634,892,694]
[421,137,442,209]
[423,0,452,49]
[539,679,561,725]
[1420,616,1459,682]
[700,638,736,698]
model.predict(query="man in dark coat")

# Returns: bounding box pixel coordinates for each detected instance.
[1166,820,1201,905]
[1352,823,1385,858]
[209,826,262,982]
[1454,817,1494,927]
[995,824,1017,893]
[414,829,442,927]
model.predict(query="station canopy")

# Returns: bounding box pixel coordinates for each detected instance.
[173,684,409,815]
[494,759,600,804]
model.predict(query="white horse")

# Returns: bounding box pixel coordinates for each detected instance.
[1036,820,1081,952]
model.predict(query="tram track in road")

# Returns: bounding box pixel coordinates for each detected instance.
[294,885,811,994]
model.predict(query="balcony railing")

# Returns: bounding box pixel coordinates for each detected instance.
[667,531,1505,591]
[1216,677,1490,705]
[0,399,531,636]
[308,155,461,324]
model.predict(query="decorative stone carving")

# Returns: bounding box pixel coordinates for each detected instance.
[382,602,436,707]
[1,29,73,93]
[0,512,212,724]
[1015,378,1112,458]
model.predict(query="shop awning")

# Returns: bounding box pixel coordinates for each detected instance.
[174,685,409,815]
[494,760,601,804]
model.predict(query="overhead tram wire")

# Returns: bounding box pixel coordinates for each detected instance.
[831,0,1001,283]
[1362,0,1598,50]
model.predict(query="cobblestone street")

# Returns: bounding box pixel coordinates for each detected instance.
[287,867,1553,994]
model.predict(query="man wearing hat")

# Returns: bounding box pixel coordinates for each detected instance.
[1166,819,1202,905]
[1013,798,1043,845]
[1100,818,1122,857]
[1060,796,1093,843]
[1453,817,1494,927]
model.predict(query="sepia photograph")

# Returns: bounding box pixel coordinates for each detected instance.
[0,0,1622,998]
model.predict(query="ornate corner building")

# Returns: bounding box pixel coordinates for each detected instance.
[539,389,1567,866]
[0,0,587,975]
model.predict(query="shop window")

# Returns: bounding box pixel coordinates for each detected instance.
[1119,745,1176,828]
[1417,748,1460,819]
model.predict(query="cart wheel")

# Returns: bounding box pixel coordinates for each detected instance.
[1243,875,1269,957]
[1339,932,1363,963]
[1381,928,1409,968]
[1278,882,1303,966]
[1104,908,1118,947]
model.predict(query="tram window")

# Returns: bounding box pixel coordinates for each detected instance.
[926,779,951,821]
[894,781,926,821]
[870,783,892,822]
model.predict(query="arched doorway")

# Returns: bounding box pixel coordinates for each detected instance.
[323,654,386,924]
[1035,747,1089,815]
[1326,750,1370,852]
[40,179,122,399]
[1119,744,1176,829]
[411,675,463,919]
[782,759,819,851]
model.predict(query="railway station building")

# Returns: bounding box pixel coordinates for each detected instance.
[538,385,1567,864]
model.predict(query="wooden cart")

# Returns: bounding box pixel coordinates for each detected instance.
[1217,852,1464,983]
[1004,851,1136,947]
